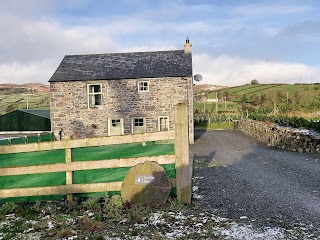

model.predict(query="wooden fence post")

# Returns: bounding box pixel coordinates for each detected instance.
[65,148,73,204]
[175,103,191,204]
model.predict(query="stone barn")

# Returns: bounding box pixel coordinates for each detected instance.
[49,39,194,143]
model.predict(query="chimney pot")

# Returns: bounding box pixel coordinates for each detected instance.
[184,37,192,53]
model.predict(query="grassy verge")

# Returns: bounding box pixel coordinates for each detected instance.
[195,122,234,130]
[0,195,306,239]
[0,196,199,240]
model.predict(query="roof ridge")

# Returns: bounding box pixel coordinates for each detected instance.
[65,49,184,57]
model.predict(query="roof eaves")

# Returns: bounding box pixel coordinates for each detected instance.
[49,74,193,82]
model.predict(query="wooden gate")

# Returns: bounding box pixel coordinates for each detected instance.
[0,104,191,204]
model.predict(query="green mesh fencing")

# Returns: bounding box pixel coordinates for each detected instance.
[27,135,40,143]
[0,139,9,146]
[73,142,174,161]
[0,133,53,146]
[40,133,53,142]
[0,149,65,168]
[10,137,26,145]
[0,172,66,190]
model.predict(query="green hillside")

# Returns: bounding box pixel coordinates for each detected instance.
[195,83,320,119]
[0,92,49,115]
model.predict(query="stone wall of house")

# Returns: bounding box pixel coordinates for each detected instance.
[238,119,320,153]
[50,77,194,143]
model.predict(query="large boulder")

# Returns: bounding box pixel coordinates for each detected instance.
[121,161,171,207]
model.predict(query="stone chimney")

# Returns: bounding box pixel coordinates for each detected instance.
[184,36,192,53]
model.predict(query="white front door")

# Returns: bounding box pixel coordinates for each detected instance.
[108,118,123,136]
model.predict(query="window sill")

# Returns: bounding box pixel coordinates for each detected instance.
[88,106,103,110]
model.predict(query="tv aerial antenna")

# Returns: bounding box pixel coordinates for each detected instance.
[194,74,202,82]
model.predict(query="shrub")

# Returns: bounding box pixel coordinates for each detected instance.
[0,202,18,216]
[249,114,320,131]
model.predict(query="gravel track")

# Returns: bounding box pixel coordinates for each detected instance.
[190,130,320,236]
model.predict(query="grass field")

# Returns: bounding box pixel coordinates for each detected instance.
[0,92,49,115]
[194,101,239,113]
[194,83,320,117]
[195,122,234,130]
[227,84,278,96]
[224,83,319,100]
[0,141,175,202]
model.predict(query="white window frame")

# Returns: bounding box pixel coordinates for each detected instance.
[138,81,149,92]
[132,117,146,134]
[158,116,170,131]
[87,84,102,108]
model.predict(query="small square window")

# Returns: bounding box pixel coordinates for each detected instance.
[134,118,144,127]
[138,81,149,92]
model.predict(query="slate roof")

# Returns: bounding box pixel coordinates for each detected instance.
[49,50,192,82]
[19,110,51,119]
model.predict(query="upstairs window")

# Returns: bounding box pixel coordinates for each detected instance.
[138,81,149,92]
[87,84,102,108]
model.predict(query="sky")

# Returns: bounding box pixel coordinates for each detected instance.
[1,0,320,86]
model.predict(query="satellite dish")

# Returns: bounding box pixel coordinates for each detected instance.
[194,74,202,82]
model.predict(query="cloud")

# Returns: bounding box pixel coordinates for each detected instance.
[193,54,320,86]
[0,61,55,84]
[0,8,118,84]
[0,11,180,84]
[0,15,117,64]
[0,2,189,84]
[1,0,319,86]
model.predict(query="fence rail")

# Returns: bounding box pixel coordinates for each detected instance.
[0,155,176,176]
[0,182,123,198]
[0,104,191,204]
[0,131,175,154]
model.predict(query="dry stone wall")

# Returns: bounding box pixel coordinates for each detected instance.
[238,119,320,153]
[50,77,194,142]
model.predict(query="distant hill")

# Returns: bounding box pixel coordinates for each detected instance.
[0,83,49,94]
[0,83,50,115]
[194,83,320,118]
[216,83,319,104]
[193,84,227,93]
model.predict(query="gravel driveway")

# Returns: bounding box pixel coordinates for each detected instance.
[190,129,320,237]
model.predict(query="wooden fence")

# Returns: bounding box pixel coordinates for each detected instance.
[0,104,191,204]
